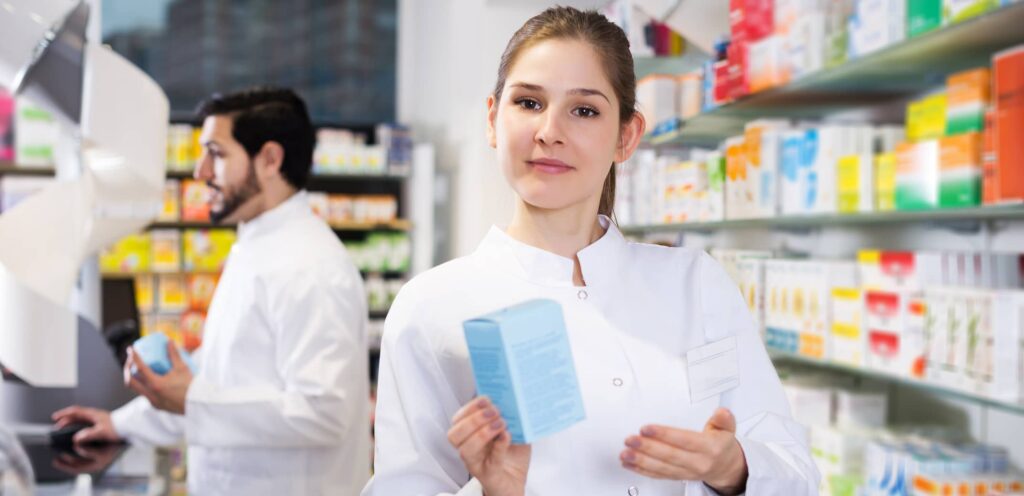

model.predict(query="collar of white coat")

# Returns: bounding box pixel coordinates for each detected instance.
[477,214,627,288]
[236,190,311,242]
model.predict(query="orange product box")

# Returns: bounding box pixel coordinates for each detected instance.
[993,45,1024,203]
[181,179,211,222]
[180,311,206,351]
[983,107,999,204]
[187,273,219,311]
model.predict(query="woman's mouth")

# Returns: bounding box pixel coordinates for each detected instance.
[527,158,574,175]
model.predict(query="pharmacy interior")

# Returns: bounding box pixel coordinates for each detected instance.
[2,0,1024,495]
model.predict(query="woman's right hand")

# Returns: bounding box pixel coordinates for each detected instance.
[447,396,531,496]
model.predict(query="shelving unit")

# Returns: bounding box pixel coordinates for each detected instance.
[0,161,56,176]
[626,1,1024,473]
[770,352,1024,416]
[622,204,1024,234]
[643,2,1024,148]
[147,219,412,232]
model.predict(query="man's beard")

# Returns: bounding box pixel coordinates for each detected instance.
[209,160,261,224]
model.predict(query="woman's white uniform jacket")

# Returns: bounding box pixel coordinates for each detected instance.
[111,191,371,496]
[364,216,819,495]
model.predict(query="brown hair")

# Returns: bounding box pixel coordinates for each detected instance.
[493,6,636,217]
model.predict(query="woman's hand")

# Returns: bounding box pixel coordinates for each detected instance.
[621,408,748,495]
[447,396,531,496]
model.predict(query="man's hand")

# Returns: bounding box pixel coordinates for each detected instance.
[621,408,748,495]
[52,443,123,474]
[51,406,121,444]
[124,342,193,415]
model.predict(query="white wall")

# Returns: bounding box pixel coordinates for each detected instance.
[397,0,606,260]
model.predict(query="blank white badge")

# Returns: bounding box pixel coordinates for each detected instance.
[685,336,740,403]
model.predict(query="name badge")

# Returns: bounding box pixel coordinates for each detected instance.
[685,336,740,402]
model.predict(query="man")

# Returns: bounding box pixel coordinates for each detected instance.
[53,87,371,495]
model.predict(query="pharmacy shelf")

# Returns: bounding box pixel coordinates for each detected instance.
[645,2,1024,147]
[770,351,1024,415]
[165,169,409,182]
[0,162,56,176]
[634,51,706,80]
[620,204,1024,234]
[147,219,412,232]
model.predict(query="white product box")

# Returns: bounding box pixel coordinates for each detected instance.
[637,75,679,131]
[745,121,789,218]
[737,258,767,339]
[848,0,906,58]
[865,289,928,378]
[835,388,888,429]
[780,130,809,215]
[857,249,944,291]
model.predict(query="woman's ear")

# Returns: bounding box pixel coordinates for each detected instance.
[614,111,646,163]
[486,94,498,149]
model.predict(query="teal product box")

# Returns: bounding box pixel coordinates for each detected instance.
[462,299,585,444]
[908,0,943,37]
[132,333,197,376]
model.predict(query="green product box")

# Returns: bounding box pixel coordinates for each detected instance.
[896,140,941,210]
[908,0,943,37]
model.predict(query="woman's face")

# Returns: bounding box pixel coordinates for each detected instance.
[488,38,642,213]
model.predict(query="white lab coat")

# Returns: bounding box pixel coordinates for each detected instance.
[364,216,819,495]
[111,191,371,496]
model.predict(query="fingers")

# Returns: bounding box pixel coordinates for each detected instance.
[704,408,737,434]
[452,396,490,425]
[74,425,112,444]
[622,435,705,478]
[127,374,160,408]
[129,348,159,387]
[640,424,708,452]
[620,442,693,480]
[167,342,186,370]
[52,406,90,427]
[448,403,500,448]
[455,417,506,472]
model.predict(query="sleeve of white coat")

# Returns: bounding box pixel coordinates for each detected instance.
[697,253,821,495]
[361,289,482,496]
[183,265,367,448]
[110,395,185,446]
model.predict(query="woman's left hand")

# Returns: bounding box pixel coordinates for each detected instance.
[621,408,748,495]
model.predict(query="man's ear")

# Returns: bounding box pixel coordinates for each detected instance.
[257,141,285,178]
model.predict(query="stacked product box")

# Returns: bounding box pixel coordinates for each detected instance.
[765,259,858,358]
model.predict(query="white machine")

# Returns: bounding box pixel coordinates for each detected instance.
[0,0,167,422]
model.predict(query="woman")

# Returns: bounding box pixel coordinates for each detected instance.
[364,7,818,495]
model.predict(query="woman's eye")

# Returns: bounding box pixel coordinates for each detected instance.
[515,98,542,111]
[573,106,599,118]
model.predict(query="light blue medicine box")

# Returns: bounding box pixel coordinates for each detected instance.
[462,299,585,444]
[132,333,197,376]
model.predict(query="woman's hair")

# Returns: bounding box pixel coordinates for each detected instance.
[494,6,636,217]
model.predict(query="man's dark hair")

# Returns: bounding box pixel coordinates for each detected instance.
[196,87,315,189]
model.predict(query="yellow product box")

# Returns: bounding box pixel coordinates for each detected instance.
[159,179,181,222]
[724,137,748,220]
[906,93,948,142]
[152,314,183,346]
[99,234,151,274]
[183,229,236,272]
[837,155,870,213]
[829,287,865,366]
[150,229,182,273]
[134,275,155,314]
[157,274,188,313]
[874,152,898,211]
[945,67,990,135]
